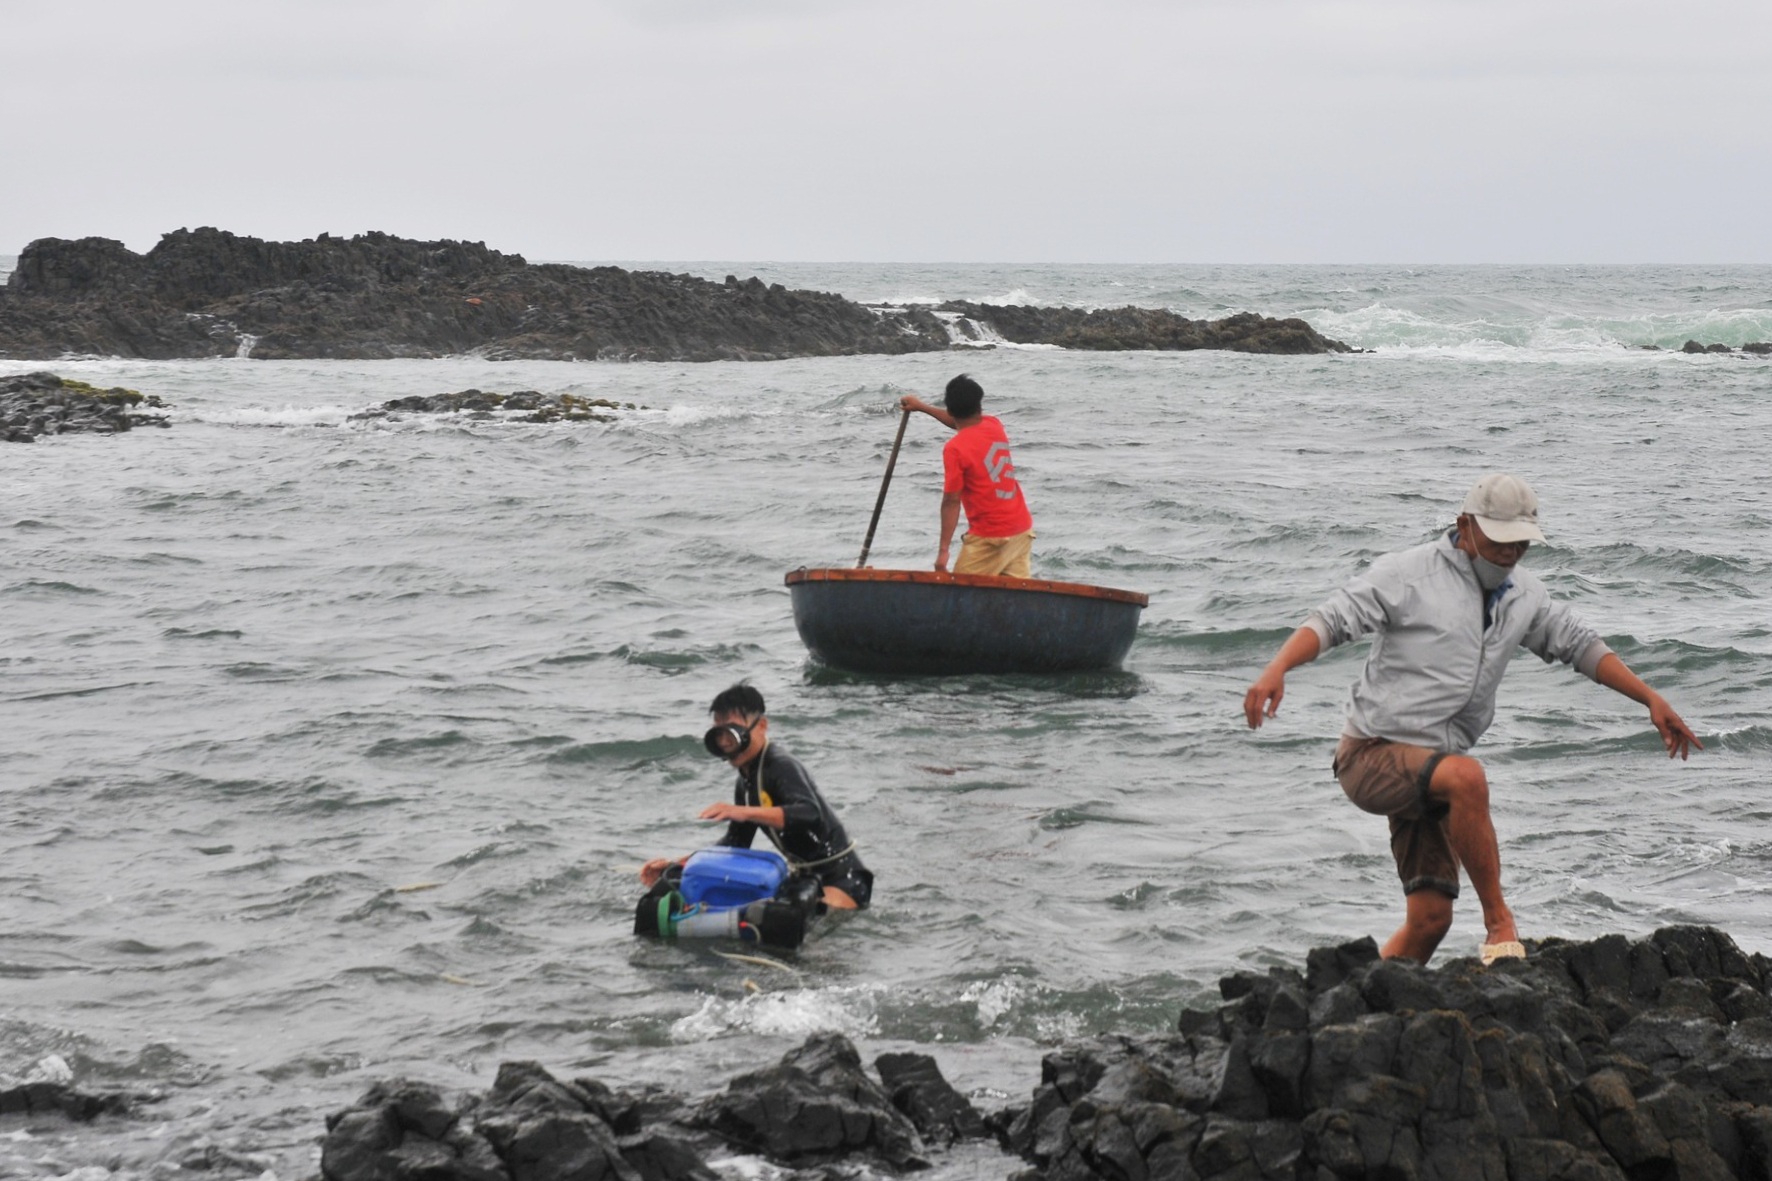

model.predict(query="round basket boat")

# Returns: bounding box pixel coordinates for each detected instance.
[784,567,1149,676]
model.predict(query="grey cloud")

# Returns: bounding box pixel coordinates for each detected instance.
[0,0,1767,261]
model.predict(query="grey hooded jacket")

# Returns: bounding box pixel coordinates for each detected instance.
[1305,531,1612,754]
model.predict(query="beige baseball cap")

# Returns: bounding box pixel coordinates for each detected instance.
[1461,473,1546,543]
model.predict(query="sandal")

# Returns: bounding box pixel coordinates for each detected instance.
[1479,940,1526,966]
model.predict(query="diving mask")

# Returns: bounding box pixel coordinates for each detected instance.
[703,720,756,759]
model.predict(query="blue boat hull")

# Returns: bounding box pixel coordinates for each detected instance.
[785,568,1146,676]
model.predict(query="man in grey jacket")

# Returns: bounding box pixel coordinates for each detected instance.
[1243,473,1701,966]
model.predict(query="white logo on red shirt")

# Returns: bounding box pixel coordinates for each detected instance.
[985,441,1017,499]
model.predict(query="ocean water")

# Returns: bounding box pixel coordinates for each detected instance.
[3,263,1771,1180]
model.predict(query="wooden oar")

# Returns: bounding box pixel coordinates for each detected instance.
[855,407,911,568]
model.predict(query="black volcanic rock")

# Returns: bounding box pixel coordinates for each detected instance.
[320,1035,952,1180]
[321,1078,507,1181]
[1,370,171,442]
[473,1062,654,1181]
[317,927,1772,1180]
[694,1031,929,1168]
[877,1050,990,1147]
[347,389,644,423]
[321,1065,713,1181]
[940,302,1354,354]
[0,1079,133,1120]
[1679,340,1770,356]
[0,228,952,362]
[0,228,1357,361]
[1001,924,1772,1181]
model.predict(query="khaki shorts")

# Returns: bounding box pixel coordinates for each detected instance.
[1334,736,1459,899]
[954,529,1034,578]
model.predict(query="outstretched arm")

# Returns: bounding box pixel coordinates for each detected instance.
[1244,625,1323,729]
[700,802,787,829]
[1593,653,1703,759]
[900,394,957,429]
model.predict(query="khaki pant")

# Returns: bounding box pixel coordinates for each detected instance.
[954,530,1034,578]
[1333,735,1459,899]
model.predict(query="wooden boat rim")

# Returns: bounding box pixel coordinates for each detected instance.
[785,566,1150,607]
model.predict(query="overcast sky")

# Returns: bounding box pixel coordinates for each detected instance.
[3,0,1768,264]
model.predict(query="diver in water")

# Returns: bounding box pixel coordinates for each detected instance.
[640,683,872,910]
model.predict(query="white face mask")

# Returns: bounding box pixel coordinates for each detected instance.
[1470,552,1512,591]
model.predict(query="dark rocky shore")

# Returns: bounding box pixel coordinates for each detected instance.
[0,229,1353,362]
[348,389,648,424]
[1633,342,1771,355]
[0,1078,131,1122]
[334,925,1772,1180]
[307,923,1772,1179]
[1010,924,1772,1181]
[944,303,1355,355]
[17,925,1772,1178]
[1670,342,1772,356]
[1,370,170,442]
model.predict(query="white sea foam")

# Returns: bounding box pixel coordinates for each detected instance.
[1033,1010,1087,1042]
[659,403,787,427]
[954,977,1084,1039]
[933,311,1006,349]
[1307,303,1528,351]
[705,1155,791,1181]
[1310,299,1772,355]
[931,310,1062,351]
[960,976,1026,1026]
[189,404,361,428]
[669,985,880,1042]
[25,1054,73,1084]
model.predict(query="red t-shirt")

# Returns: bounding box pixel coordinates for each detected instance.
[942,416,1033,539]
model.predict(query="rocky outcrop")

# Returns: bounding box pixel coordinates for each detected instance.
[1681,340,1772,356]
[347,389,646,424]
[319,1032,982,1180]
[0,1078,132,1120]
[0,228,952,362]
[1,370,170,442]
[316,926,1772,1181]
[697,1031,930,1168]
[940,303,1354,354]
[0,228,1355,361]
[998,924,1772,1181]
[878,1049,991,1147]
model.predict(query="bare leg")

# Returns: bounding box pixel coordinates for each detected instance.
[822,885,859,910]
[1383,888,1453,963]
[1427,755,1517,946]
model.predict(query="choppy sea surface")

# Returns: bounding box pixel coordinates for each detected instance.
[3,262,1771,1179]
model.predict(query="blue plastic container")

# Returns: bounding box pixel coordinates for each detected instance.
[679,847,790,909]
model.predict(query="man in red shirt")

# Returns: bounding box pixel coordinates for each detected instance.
[899,374,1035,577]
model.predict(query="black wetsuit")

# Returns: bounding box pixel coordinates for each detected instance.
[718,743,872,908]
